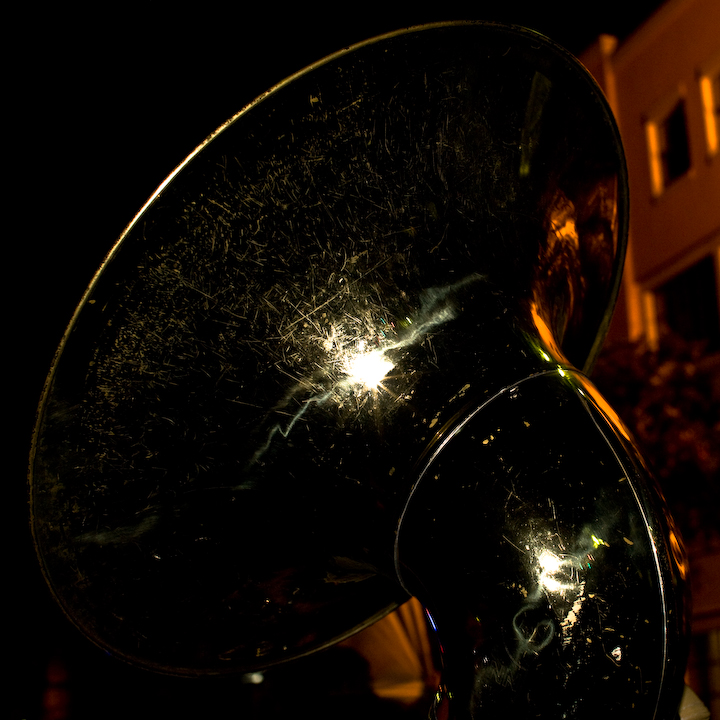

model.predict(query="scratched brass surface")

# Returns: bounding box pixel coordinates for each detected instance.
[29,21,686,719]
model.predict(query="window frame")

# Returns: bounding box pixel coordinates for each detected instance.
[698,52,720,158]
[644,89,692,197]
[641,246,720,352]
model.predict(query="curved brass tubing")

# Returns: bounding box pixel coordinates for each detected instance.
[396,369,688,719]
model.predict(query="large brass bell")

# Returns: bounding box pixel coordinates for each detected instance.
[29,22,688,719]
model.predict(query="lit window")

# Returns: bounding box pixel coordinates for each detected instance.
[700,70,720,155]
[645,99,691,195]
[654,255,720,352]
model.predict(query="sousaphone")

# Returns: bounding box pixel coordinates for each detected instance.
[29,21,689,719]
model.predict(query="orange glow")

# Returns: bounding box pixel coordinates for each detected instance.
[573,373,632,443]
[529,301,565,362]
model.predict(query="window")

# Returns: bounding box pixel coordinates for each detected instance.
[659,101,691,185]
[654,255,720,352]
[646,99,692,195]
[700,70,720,155]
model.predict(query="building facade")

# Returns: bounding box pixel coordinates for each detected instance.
[581,1,720,714]
[582,0,720,355]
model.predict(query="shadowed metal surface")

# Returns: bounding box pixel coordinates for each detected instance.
[30,21,687,719]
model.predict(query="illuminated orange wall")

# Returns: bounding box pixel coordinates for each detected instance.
[582,0,720,342]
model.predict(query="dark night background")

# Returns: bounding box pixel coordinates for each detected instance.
[10,2,668,717]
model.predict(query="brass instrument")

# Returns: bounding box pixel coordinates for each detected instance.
[29,22,688,718]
